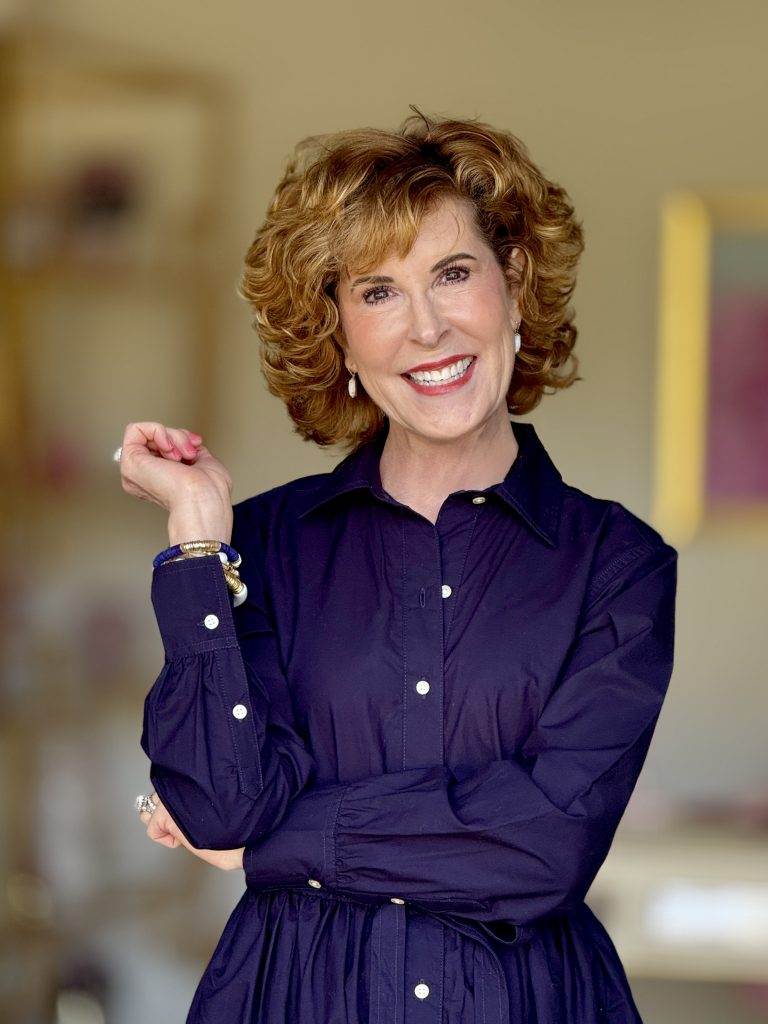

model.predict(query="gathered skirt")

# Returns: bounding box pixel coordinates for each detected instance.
[186,885,643,1023]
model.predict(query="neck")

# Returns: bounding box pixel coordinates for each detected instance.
[378,411,519,521]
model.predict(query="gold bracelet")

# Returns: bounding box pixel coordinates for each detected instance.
[163,539,247,604]
[179,540,224,554]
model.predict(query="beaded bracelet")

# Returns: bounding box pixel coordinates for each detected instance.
[153,540,248,607]
[153,540,240,569]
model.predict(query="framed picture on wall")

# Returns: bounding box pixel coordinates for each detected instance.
[652,190,768,546]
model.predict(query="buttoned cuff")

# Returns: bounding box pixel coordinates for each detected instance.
[151,555,236,659]
[243,781,349,889]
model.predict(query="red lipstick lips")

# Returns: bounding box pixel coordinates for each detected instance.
[401,354,477,396]
[404,353,474,373]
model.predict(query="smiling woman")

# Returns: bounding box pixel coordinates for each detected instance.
[238,106,585,452]
[130,106,677,1024]
[335,192,533,447]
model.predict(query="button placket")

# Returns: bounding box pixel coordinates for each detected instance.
[403,911,444,1020]
[369,903,407,1024]
[400,518,443,770]
[399,518,446,1022]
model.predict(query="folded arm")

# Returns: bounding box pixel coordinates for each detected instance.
[140,504,318,850]
[242,541,678,926]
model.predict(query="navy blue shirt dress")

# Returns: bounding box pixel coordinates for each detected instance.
[140,415,678,1023]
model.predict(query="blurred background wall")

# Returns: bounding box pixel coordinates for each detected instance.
[1,1,766,1021]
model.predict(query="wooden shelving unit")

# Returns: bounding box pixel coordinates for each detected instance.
[0,23,236,1021]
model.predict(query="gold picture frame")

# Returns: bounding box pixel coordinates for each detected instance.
[652,190,768,547]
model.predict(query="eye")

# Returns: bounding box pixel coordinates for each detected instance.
[361,285,391,306]
[361,263,472,305]
[439,263,471,285]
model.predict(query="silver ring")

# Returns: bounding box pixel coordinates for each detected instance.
[113,445,123,464]
[135,793,157,816]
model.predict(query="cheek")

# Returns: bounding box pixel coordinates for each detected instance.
[446,278,509,325]
[453,292,510,347]
[344,315,401,374]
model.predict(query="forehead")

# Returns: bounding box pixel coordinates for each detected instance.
[406,196,482,251]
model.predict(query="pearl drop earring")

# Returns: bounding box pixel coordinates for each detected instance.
[348,372,357,398]
[514,327,522,354]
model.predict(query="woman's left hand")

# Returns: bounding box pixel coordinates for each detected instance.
[138,792,244,871]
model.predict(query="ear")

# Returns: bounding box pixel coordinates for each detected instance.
[504,246,524,317]
[505,245,525,280]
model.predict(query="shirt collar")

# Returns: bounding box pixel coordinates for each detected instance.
[295,417,564,547]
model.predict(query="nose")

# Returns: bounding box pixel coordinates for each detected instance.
[407,292,448,349]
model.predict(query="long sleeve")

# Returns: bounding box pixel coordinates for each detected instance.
[242,540,677,927]
[139,509,317,850]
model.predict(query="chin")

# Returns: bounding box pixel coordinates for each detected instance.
[403,410,490,443]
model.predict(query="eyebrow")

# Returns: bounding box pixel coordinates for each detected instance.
[349,252,478,291]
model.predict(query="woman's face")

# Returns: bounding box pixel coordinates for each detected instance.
[337,195,523,443]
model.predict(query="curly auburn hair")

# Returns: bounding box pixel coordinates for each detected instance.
[237,106,585,453]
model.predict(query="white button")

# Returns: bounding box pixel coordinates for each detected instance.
[441,584,452,598]
[390,896,405,904]
[232,704,248,719]
[415,679,430,695]
[308,878,322,889]
[203,614,219,630]
[414,983,430,999]
[472,495,486,504]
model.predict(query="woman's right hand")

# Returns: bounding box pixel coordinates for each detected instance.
[119,421,234,544]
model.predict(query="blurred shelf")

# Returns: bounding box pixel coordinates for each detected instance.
[4,255,216,293]
[588,823,768,984]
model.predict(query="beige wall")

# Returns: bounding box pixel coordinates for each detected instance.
[41,0,768,800]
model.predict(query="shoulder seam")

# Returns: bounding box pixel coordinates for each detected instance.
[584,541,658,614]
[591,540,655,591]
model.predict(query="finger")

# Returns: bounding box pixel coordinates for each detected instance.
[147,816,172,841]
[147,823,177,845]
[165,427,200,460]
[153,833,180,849]
[172,428,203,450]
[147,809,195,852]
[157,424,183,461]
[171,828,196,853]
[123,422,183,462]
[140,794,161,818]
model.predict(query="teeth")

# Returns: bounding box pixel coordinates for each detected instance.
[407,356,473,384]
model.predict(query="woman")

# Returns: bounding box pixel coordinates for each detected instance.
[121,109,678,1023]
